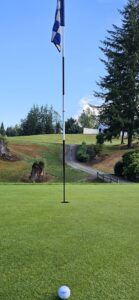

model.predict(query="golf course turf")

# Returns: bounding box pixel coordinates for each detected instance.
[0,184,139,300]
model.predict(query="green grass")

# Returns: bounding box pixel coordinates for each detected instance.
[0,184,139,300]
[8,134,97,145]
[0,134,138,182]
[8,133,124,145]
[0,138,87,183]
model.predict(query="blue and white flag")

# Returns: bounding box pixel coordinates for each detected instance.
[51,0,65,52]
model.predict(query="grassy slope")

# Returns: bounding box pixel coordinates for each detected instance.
[0,134,138,182]
[0,184,139,300]
[1,135,93,183]
[0,134,101,182]
[8,134,97,145]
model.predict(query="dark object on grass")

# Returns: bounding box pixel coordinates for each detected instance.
[114,161,124,177]
[30,161,45,182]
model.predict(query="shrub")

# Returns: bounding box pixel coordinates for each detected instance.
[114,161,124,176]
[122,150,139,181]
[76,142,96,162]
[76,142,90,162]
[96,133,105,145]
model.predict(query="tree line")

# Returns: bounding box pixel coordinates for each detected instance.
[0,105,61,136]
[0,105,99,137]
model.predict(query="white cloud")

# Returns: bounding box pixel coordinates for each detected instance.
[74,95,103,120]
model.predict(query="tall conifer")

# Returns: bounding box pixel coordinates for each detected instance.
[96,0,139,147]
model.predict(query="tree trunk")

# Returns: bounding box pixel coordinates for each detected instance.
[121,130,124,144]
[128,132,132,148]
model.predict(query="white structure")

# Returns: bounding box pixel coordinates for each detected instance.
[80,103,106,135]
[83,128,98,134]
[83,124,108,135]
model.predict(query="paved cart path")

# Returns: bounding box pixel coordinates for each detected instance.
[65,144,128,183]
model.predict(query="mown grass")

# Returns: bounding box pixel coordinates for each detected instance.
[8,134,96,145]
[0,184,139,300]
[8,133,124,146]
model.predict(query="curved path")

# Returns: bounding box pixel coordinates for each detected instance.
[65,144,128,183]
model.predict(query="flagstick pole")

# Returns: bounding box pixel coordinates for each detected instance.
[61,25,67,204]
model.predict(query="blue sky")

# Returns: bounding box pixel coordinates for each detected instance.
[0,0,126,127]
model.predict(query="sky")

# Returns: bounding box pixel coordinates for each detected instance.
[0,0,127,127]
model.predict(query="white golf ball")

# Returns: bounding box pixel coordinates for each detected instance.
[58,285,71,299]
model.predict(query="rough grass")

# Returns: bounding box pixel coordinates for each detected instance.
[0,184,139,300]
[0,142,87,183]
[0,134,138,182]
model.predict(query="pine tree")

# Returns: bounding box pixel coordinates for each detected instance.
[20,105,60,135]
[95,0,139,147]
[0,122,5,136]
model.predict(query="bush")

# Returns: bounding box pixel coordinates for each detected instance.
[114,161,124,176]
[96,133,105,145]
[76,142,90,162]
[76,142,96,162]
[122,150,139,181]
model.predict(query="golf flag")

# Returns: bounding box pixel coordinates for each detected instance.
[51,0,65,51]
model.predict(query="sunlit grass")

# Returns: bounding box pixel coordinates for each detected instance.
[0,134,138,182]
[8,134,122,145]
[0,184,139,300]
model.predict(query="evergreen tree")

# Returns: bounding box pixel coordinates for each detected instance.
[0,122,5,136]
[21,105,40,135]
[20,105,61,135]
[6,125,22,136]
[95,0,139,147]
[65,118,82,133]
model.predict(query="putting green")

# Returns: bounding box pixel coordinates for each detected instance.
[0,184,139,300]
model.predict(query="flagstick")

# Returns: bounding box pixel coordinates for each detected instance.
[62,26,66,203]
[61,26,68,204]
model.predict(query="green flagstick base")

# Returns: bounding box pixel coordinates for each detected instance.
[61,201,69,204]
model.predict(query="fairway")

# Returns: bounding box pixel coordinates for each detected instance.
[0,184,139,300]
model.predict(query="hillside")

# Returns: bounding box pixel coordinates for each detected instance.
[0,134,138,183]
[0,135,89,183]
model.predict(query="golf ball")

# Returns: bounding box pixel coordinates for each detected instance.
[58,285,71,299]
